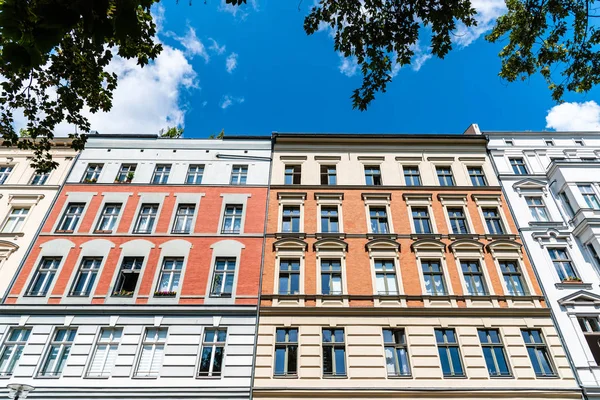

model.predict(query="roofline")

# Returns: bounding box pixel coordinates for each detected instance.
[1,137,74,147]
[222,135,271,140]
[483,130,600,135]
[86,133,158,139]
[272,132,488,141]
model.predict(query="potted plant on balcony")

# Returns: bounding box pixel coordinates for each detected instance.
[126,171,134,183]
[154,290,177,297]
[114,289,134,297]
[83,178,97,183]
[562,276,583,283]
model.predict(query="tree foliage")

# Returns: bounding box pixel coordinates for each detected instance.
[160,126,184,138]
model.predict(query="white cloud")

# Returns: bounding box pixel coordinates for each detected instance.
[546,101,600,131]
[219,0,258,19]
[226,53,238,73]
[220,95,245,109]
[208,38,226,55]
[454,0,506,47]
[170,27,209,62]
[338,54,359,77]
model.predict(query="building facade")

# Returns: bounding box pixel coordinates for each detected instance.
[0,135,270,399]
[0,139,77,299]
[253,133,579,400]
[482,125,600,399]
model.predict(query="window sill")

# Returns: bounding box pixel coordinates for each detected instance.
[410,233,442,240]
[366,233,398,240]
[0,232,24,237]
[555,282,592,290]
[386,374,412,379]
[36,375,62,379]
[93,230,113,234]
[196,376,222,380]
[273,375,298,379]
[323,375,348,379]
[316,232,346,239]
[84,375,110,379]
[276,232,307,239]
[54,230,74,234]
[132,375,159,379]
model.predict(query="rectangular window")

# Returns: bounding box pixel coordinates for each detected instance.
[578,317,600,365]
[321,259,342,295]
[526,197,549,221]
[186,164,204,184]
[509,158,528,175]
[155,258,183,295]
[282,206,300,233]
[560,192,575,217]
[221,204,243,234]
[483,208,505,234]
[0,327,31,376]
[412,207,432,234]
[135,328,167,377]
[436,166,455,186]
[588,244,600,267]
[374,259,398,295]
[320,206,339,233]
[322,328,346,376]
[0,166,13,184]
[88,328,122,377]
[579,185,600,209]
[230,165,248,185]
[198,328,226,377]
[505,139,514,146]
[115,164,136,183]
[95,203,121,233]
[383,328,410,376]
[435,328,464,377]
[461,260,488,295]
[1,208,28,233]
[369,207,389,234]
[500,261,527,295]
[82,164,103,182]
[548,248,578,281]
[320,165,337,185]
[279,259,300,295]
[172,204,195,234]
[39,328,77,377]
[468,166,487,186]
[545,140,554,146]
[478,329,510,377]
[57,203,85,233]
[133,204,159,234]
[30,172,49,185]
[522,329,555,377]
[112,257,143,297]
[70,257,102,296]
[364,166,382,186]
[26,257,61,296]
[284,165,301,185]
[448,208,469,234]
[151,164,171,184]
[210,258,236,297]
[403,166,421,186]
[422,260,447,295]
[275,328,298,376]
[576,139,585,146]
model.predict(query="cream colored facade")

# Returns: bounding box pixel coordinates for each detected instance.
[0,139,76,298]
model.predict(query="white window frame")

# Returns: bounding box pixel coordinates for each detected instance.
[404,194,437,235]
[86,327,122,378]
[412,241,455,307]
[0,326,31,376]
[315,193,344,234]
[197,328,227,377]
[134,327,168,378]
[37,327,77,377]
[472,195,512,236]
[273,240,307,306]
[363,194,394,234]
[1,207,29,233]
[315,241,348,307]
[277,193,305,233]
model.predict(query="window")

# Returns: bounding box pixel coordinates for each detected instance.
[369,207,389,234]
[435,328,464,377]
[279,259,300,295]
[57,203,85,232]
[112,257,143,297]
[548,248,578,281]
[403,166,421,186]
[364,166,382,185]
[587,244,600,267]
[39,328,77,377]
[383,329,410,376]
[115,164,136,182]
[505,139,514,146]
[70,257,102,296]
[448,208,469,234]
[284,165,301,185]
[478,329,510,377]
[95,203,121,233]
[526,197,549,221]
[186,164,204,184]
[468,166,487,186]
[210,258,236,297]
[522,329,555,377]
[545,140,554,146]
[151,164,171,184]
[483,208,505,234]
[436,166,455,186]
[0,166,13,184]
[461,260,488,295]
[320,206,339,233]
[374,259,399,295]
[509,158,528,175]
[30,172,49,185]
[88,328,122,377]
[156,258,183,295]
[135,328,167,377]
[282,206,300,233]
[575,139,585,146]
[230,165,248,185]
[578,317,600,365]
[221,204,243,234]
[198,328,226,377]
[412,207,432,234]
[82,164,103,182]
[321,259,342,295]
[322,328,346,376]
[500,261,527,296]
[320,165,337,185]
[275,328,298,376]
[26,257,61,296]
[172,204,195,234]
[133,204,158,234]
[560,192,575,217]
[579,185,600,209]
[1,208,28,233]
[422,260,447,295]
[0,328,31,376]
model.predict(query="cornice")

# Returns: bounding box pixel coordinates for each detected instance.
[0,304,257,315]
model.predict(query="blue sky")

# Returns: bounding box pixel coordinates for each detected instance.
[49,0,600,137]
